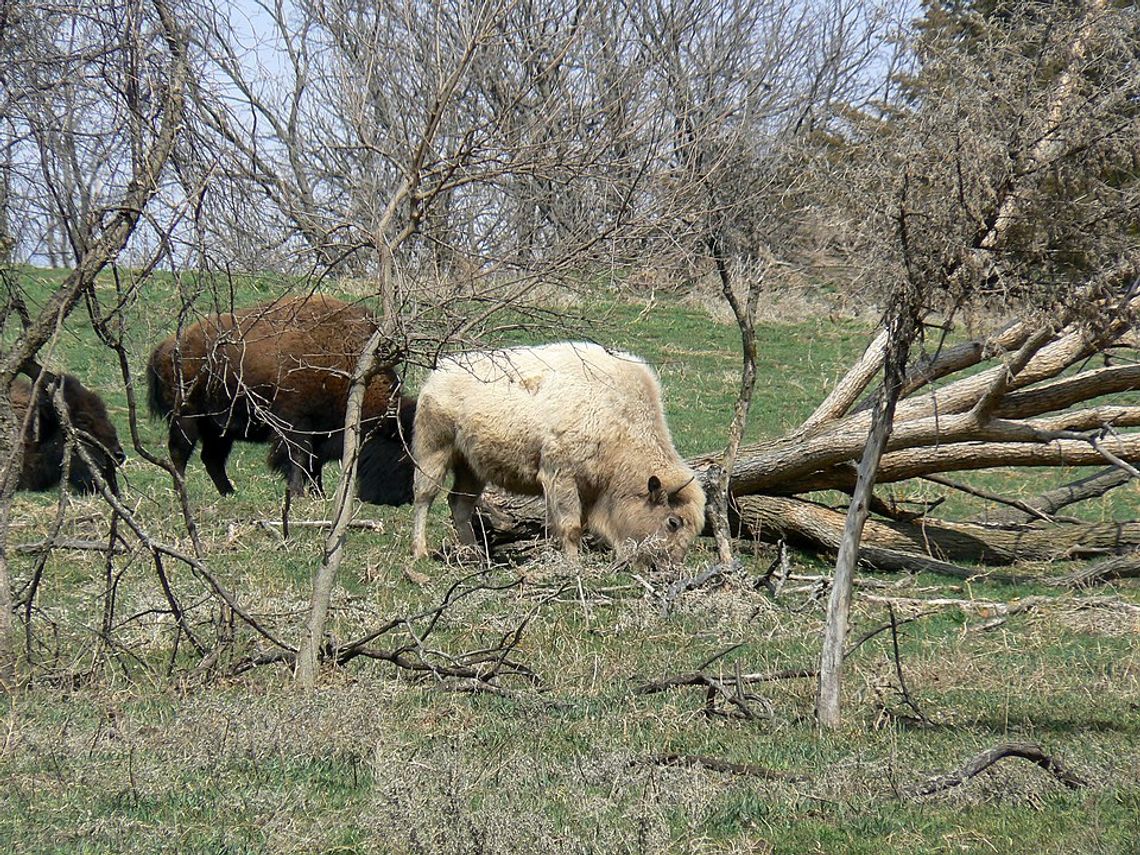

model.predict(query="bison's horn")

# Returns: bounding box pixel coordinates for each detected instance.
[19,358,43,381]
[19,358,59,388]
[669,475,696,500]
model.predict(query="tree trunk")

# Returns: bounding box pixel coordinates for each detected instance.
[295,328,389,690]
[0,395,20,686]
[709,245,762,565]
[816,383,896,728]
[816,307,914,728]
[733,496,1140,564]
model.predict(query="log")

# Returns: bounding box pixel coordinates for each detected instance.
[798,434,1140,492]
[462,293,1140,572]
[908,741,1087,797]
[734,495,1140,564]
[692,292,1140,498]
[984,466,1134,525]
[472,489,1140,572]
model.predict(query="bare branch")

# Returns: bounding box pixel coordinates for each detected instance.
[909,742,1087,797]
[800,328,888,433]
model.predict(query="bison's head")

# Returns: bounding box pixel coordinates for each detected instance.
[356,396,416,506]
[59,376,125,495]
[606,472,707,566]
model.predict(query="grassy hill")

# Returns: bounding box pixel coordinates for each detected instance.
[1,267,1137,853]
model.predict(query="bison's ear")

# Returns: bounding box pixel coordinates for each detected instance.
[648,475,666,505]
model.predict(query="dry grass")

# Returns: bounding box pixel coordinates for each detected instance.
[7,488,1140,853]
[3,535,1139,852]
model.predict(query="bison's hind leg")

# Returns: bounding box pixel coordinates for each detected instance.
[447,459,485,550]
[270,434,323,497]
[538,465,584,559]
[168,417,196,473]
[198,431,236,496]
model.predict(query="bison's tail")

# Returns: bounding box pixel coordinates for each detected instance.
[395,395,416,441]
[146,347,173,421]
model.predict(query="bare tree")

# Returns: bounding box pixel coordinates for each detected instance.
[174,0,669,684]
[620,0,908,565]
[13,0,1133,705]
[0,0,188,682]
[808,0,1139,728]
[168,0,903,685]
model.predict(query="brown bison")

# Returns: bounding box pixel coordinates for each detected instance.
[10,369,125,495]
[147,295,415,503]
[411,341,706,563]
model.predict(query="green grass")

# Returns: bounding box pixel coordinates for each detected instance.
[1,266,1138,853]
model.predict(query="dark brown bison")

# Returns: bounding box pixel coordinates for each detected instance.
[10,369,125,495]
[146,295,414,503]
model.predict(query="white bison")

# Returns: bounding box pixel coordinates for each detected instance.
[411,341,706,563]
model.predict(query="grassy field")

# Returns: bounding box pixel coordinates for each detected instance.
[1,268,1138,853]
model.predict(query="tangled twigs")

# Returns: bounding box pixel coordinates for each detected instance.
[41,422,289,665]
[230,571,546,680]
[635,615,924,701]
[659,560,740,616]
[886,604,928,725]
[756,539,791,598]
[700,665,773,720]
[327,569,551,688]
[909,741,1087,797]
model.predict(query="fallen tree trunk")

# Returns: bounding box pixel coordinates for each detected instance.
[982,466,1135,526]
[733,495,1140,565]
[474,489,1140,574]
[908,741,1087,797]
[470,279,1140,575]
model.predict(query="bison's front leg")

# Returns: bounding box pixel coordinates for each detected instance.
[411,437,452,560]
[538,467,583,558]
[411,485,436,560]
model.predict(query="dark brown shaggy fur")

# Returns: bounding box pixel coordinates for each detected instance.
[11,374,125,494]
[146,295,414,503]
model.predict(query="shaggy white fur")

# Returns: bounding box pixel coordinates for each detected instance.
[411,342,706,563]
